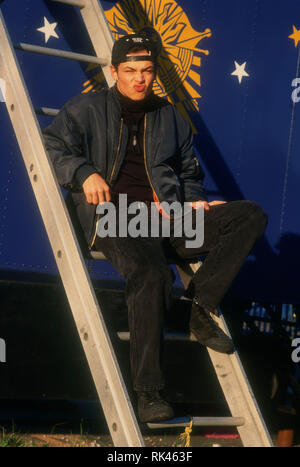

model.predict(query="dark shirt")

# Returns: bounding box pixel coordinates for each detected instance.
[112,88,158,204]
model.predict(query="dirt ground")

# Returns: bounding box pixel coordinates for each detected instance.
[0,432,245,448]
[5,431,300,447]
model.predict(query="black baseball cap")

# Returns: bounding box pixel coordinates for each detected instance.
[111,34,159,67]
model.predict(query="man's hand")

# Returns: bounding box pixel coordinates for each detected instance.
[82,173,111,205]
[190,200,227,211]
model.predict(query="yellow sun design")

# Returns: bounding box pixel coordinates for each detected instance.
[82,0,211,132]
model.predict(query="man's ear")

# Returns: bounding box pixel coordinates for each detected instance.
[110,65,118,81]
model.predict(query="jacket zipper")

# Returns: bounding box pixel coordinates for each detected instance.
[143,115,176,220]
[143,114,160,202]
[109,118,124,185]
[88,118,124,250]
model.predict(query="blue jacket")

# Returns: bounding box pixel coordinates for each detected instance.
[42,85,207,249]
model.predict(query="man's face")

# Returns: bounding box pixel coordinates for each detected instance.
[110,49,155,101]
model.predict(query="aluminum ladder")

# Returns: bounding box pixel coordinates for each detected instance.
[0,0,273,447]
[0,1,142,447]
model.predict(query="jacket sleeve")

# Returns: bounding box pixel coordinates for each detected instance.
[176,111,208,202]
[42,102,97,191]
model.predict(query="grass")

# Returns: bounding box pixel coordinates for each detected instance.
[0,420,112,447]
[0,426,39,447]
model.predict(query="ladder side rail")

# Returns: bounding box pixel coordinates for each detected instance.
[79,0,115,86]
[0,10,144,447]
[176,261,273,447]
[206,330,273,447]
[52,0,86,7]
[51,0,116,87]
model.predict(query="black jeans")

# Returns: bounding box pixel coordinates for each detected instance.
[94,200,268,391]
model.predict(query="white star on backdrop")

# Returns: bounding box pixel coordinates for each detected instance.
[231,61,249,84]
[37,17,59,43]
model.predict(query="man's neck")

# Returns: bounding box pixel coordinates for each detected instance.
[115,85,156,112]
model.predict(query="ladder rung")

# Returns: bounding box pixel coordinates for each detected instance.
[117,331,197,342]
[89,250,107,260]
[51,0,86,8]
[147,416,245,429]
[14,43,108,66]
[35,107,60,117]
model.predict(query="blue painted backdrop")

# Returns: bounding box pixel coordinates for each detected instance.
[0,0,299,303]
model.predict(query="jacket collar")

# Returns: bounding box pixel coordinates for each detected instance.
[109,84,159,114]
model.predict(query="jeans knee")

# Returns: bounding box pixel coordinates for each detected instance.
[245,201,268,236]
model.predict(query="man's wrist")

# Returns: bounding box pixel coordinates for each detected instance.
[75,165,98,186]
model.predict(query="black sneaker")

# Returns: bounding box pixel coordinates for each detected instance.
[137,391,174,423]
[190,298,234,354]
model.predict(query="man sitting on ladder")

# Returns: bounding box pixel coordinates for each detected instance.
[42,34,268,424]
